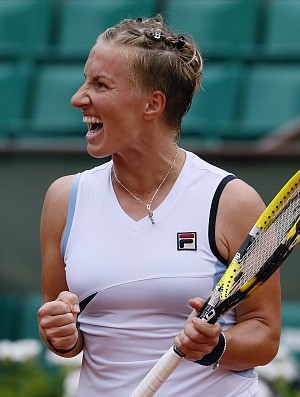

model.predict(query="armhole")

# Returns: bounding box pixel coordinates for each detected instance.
[208,174,236,266]
[61,173,82,260]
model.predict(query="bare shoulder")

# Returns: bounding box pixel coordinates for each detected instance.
[216,178,266,262]
[41,175,75,236]
[221,178,265,214]
[45,174,74,203]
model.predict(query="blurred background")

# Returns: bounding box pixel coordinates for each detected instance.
[0,1,300,396]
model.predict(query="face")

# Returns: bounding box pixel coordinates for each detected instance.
[71,41,147,158]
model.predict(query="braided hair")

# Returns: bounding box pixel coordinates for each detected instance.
[97,14,203,132]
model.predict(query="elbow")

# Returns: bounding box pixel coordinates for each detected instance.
[258,327,281,366]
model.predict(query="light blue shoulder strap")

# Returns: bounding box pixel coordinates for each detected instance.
[61,173,82,259]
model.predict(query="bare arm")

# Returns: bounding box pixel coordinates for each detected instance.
[216,179,281,370]
[38,175,84,357]
[175,178,281,370]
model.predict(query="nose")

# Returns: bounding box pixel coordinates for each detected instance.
[70,84,91,108]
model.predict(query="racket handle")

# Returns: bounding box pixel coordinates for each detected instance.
[129,347,183,397]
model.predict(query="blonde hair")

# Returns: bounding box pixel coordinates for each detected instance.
[97,14,203,130]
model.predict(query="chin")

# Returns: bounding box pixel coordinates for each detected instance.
[86,143,111,159]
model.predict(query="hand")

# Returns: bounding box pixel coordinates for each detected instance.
[38,291,80,351]
[174,297,221,361]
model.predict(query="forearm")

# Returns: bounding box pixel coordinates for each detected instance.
[220,319,280,371]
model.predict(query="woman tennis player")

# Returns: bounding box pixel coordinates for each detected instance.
[38,15,281,396]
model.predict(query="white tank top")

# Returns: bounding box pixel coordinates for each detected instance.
[62,150,258,396]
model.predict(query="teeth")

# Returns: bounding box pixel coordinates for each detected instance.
[83,116,102,123]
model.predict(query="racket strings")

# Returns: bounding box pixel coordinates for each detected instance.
[227,188,300,296]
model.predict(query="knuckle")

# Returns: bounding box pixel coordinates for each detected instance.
[47,329,57,340]
[53,334,77,350]
[57,292,79,314]
[38,302,52,316]
[57,291,69,299]
[66,312,75,323]
[186,328,200,343]
[206,324,220,339]
[37,306,45,319]
[58,301,71,314]
[50,337,64,349]
[58,291,78,303]
[38,317,48,329]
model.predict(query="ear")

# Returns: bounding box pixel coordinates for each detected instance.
[143,91,166,121]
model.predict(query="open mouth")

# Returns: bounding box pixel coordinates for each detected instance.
[83,116,103,132]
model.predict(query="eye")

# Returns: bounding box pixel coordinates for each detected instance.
[97,81,107,89]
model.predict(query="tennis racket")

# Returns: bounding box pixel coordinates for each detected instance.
[130,170,300,397]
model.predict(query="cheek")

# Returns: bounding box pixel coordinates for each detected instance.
[95,94,143,131]
[111,108,140,129]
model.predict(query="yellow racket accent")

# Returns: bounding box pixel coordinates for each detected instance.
[245,282,263,297]
[286,216,300,242]
[219,170,300,301]
[239,276,258,293]
[256,170,300,231]
[219,258,241,300]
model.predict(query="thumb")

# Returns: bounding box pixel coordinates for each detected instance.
[185,297,206,324]
[189,297,206,312]
[56,291,80,315]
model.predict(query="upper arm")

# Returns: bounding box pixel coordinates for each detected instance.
[215,178,281,337]
[40,175,74,303]
[216,178,266,262]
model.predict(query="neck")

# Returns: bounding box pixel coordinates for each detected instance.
[112,145,181,224]
[112,144,180,196]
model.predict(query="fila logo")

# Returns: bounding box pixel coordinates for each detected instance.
[177,232,197,251]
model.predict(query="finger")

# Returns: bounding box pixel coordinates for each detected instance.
[174,333,212,361]
[56,291,80,314]
[174,319,221,357]
[174,327,220,362]
[38,300,72,319]
[177,323,214,347]
[44,322,78,341]
[174,326,200,353]
[192,317,221,338]
[185,298,206,323]
[184,349,207,362]
[188,297,206,312]
[175,334,213,355]
[50,334,78,351]
[39,311,76,330]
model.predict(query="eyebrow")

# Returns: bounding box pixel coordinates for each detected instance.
[84,73,114,84]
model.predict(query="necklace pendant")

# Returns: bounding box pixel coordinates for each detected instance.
[112,146,178,227]
[147,204,155,225]
[149,211,155,224]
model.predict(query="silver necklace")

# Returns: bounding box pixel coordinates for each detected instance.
[112,146,179,225]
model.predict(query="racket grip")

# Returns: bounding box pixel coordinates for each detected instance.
[129,347,183,397]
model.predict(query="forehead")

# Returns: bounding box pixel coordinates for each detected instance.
[85,42,129,79]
